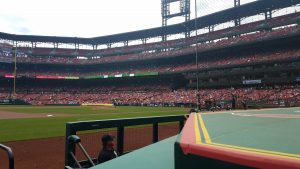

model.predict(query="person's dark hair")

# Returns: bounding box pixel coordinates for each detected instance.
[101,135,114,147]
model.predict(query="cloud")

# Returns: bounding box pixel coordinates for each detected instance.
[0,14,31,34]
[14,27,31,34]
[0,15,27,23]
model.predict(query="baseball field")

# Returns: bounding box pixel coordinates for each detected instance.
[0,105,188,169]
[0,105,188,143]
[2,106,300,169]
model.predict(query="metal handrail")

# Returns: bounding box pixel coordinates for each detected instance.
[0,144,14,169]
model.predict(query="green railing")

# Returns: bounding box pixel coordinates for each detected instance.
[65,115,186,168]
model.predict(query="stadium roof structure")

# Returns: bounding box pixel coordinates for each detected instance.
[0,0,299,45]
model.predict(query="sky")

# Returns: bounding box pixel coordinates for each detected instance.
[0,0,256,38]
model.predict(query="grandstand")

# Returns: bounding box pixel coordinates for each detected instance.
[0,0,300,109]
[1,1,300,168]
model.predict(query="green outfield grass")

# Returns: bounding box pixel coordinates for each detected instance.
[0,106,188,142]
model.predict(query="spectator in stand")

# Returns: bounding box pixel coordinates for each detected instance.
[1,47,300,77]
[1,85,300,107]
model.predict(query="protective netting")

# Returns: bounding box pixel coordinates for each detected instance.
[196,0,257,17]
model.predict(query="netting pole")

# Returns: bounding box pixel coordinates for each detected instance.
[194,0,201,111]
[13,42,17,98]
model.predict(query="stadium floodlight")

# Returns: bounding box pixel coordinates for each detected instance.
[234,0,241,26]
[161,0,191,40]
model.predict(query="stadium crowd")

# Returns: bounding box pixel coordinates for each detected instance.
[0,85,299,108]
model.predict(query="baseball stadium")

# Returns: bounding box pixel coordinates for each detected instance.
[1,0,300,169]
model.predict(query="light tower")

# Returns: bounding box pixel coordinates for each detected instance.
[161,0,191,41]
[234,0,241,26]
